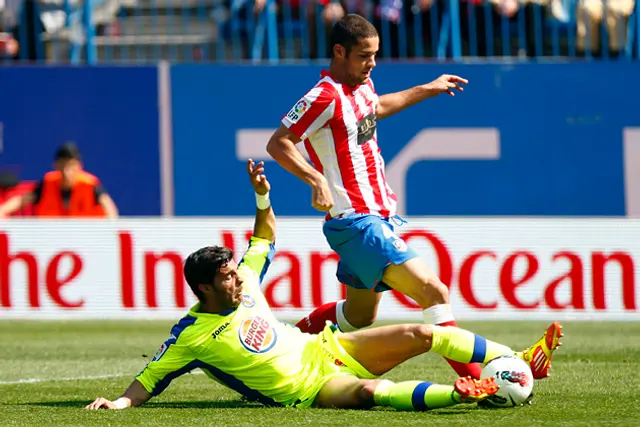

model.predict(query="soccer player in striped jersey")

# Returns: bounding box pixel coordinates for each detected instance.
[267,14,512,381]
[86,160,563,412]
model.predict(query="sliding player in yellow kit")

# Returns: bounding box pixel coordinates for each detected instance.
[86,160,563,412]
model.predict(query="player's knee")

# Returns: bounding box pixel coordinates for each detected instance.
[355,380,379,408]
[416,276,449,306]
[428,277,449,304]
[411,324,434,350]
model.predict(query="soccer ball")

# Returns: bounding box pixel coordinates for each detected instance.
[480,355,534,407]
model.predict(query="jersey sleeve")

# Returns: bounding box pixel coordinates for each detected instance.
[136,325,197,396]
[238,236,276,284]
[281,85,336,140]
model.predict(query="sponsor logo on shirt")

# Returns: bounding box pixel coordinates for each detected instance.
[238,315,277,353]
[211,322,230,340]
[286,99,309,123]
[242,294,256,308]
[356,113,377,145]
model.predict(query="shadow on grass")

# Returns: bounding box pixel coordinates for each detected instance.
[25,400,492,413]
[24,400,261,409]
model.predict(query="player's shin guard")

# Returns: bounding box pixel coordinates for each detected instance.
[430,325,515,365]
[373,380,459,411]
[423,305,483,380]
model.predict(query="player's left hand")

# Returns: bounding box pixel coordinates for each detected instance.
[425,74,468,97]
[248,159,271,195]
[85,397,118,410]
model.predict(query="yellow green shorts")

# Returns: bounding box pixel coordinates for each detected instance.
[293,322,378,408]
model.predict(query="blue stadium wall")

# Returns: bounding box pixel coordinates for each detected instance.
[0,66,162,216]
[2,63,639,216]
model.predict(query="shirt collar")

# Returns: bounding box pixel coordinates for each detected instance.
[321,70,360,94]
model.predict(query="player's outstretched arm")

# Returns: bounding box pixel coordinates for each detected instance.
[248,159,275,243]
[376,74,468,120]
[85,379,151,410]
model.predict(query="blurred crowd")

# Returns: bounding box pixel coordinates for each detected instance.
[282,0,637,57]
[0,0,637,61]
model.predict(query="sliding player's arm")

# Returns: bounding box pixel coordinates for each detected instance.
[85,379,151,410]
[86,335,193,410]
[238,160,277,288]
[248,159,275,244]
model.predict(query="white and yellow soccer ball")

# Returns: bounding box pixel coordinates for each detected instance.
[480,355,534,407]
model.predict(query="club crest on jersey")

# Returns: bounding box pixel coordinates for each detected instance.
[238,315,277,353]
[286,99,309,123]
[242,294,256,308]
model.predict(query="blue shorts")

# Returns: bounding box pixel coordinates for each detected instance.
[322,214,418,293]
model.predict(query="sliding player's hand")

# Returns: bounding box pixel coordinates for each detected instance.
[85,397,118,410]
[248,159,271,195]
[425,74,468,97]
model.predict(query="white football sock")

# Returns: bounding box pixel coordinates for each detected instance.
[423,303,455,325]
[336,300,359,332]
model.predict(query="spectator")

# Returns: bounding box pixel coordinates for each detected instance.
[0,142,119,218]
[576,0,635,56]
[0,0,45,61]
[0,32,19,57]
[0,0,20,57]
[460,0,551,57]
[303,0,347,58]
[0,171,34,216]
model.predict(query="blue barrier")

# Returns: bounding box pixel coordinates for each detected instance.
[0,66,162,216]
[171,62,640,217]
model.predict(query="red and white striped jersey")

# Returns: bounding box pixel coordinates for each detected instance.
[281,71,397,219]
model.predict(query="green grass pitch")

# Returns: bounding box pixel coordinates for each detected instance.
[1,320,639,426]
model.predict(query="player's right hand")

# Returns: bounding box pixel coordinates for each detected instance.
[85,397,118,410]
[425,74,468,97]
[311,178,334,212]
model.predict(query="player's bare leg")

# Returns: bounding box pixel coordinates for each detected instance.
[314,376,380,409]
[381,258,449,310]
[341,287,383,329]
[314,375,499,410]
[338,324,435,375]
[337,323,518,376]
[381,258,483,379]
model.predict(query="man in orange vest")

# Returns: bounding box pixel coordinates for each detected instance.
[0,142,118,218]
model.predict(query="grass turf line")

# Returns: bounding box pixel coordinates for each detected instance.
[1,321,639,426]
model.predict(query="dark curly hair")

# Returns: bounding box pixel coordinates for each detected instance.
[183,246,234,301]
[329,14,378,58]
